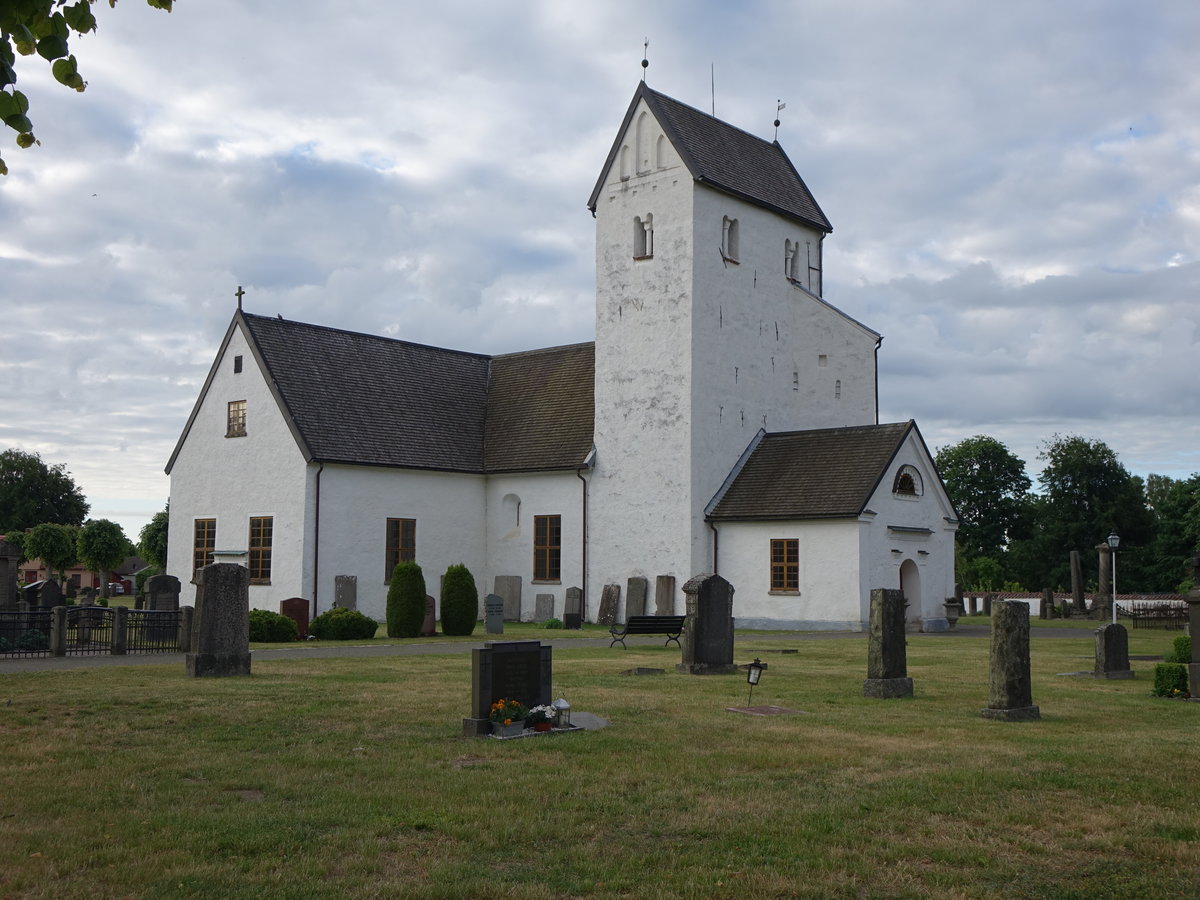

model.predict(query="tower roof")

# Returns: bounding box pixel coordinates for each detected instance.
[588,82,832,233]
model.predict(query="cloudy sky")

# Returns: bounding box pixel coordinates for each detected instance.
[2,0,1198,542]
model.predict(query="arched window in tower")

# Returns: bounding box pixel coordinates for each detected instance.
[633,214,654,259]
[619,145,631,181]
[892,465,924,497]
[834,379,841,400]
[635,111,651,174]
[722,216,739,262]
[655,134,667,169]
[784,240,794,278]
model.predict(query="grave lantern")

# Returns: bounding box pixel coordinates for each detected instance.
[746,657,765,704]
[552,697,571,728]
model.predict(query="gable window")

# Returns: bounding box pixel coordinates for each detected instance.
[721,216,740,263]
[248,516,273,584]
[533,515,561,582]
[893,465,923,498]
[227,400,247,437]
[634,214,654,259]
[192,518,216,577]
[233,355,243,374]
[770,539,799,592]
[385,518,416,581]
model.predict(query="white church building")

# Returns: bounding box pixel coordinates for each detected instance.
[165,82,958,631]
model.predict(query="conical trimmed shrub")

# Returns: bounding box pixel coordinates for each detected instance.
[440,563,478,636]
[387,560,426,638]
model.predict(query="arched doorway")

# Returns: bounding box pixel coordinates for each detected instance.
[899,559,922,627]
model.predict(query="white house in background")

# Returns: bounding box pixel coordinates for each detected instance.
[165,82,957,631]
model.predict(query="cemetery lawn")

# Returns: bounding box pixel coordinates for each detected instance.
[2,629,1197,899]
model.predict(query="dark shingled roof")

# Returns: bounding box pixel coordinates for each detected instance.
[485,343,595,472]
[708,422,915,521]
[167,313,595,474]
[588,83,832,233]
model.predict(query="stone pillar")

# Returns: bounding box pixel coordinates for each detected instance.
[1070,550,1084,614]
[625,577,648,619]
[967,595,978,616]
[864,588,913,698]
[597,583,620,626]
[178,605,194,652]
[186,563,251,677]
[111,605,128,655]
[1094,623,1133,679]
[982,593,993,617]
[677,573,737,675]
[654,575,675,616]
[981,599,1040,721]
[50,605,67,656]
[1095,543,1112,619]
[563,586,582,629]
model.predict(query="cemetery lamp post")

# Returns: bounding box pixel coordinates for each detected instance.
[1107,531,1120,625]
[746,657,765,705]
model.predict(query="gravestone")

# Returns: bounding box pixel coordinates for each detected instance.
[334,575,357,610]
[1185,553,1200,698]
[677,573,737,675]
[186,563,251,677]
[1070,550,1085,614]
[654,575,675,615]
[494,575,522,621]
[462,640,552,736]
[534,593,554,623]
[864,588,913,698]
[146,574,181,611]
[280,596,309,638]
[1039,588,1054,620]
[563,586,582,629]
[484,594,504,634]
[421,595,437,636]
[625,577,648,619]
[1094,623,1134,679]
[597,583,620,626]
[982,593,994,617]
[980,599,1040,721]
[967,595,978,616]
[0,539,20,607]
[1095,543,1112,619]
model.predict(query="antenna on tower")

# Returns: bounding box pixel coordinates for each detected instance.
[641,38,649,82]
[774,100,786,141]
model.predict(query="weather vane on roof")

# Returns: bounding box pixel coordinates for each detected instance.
[642,38,649,82]
[774,100,786,141]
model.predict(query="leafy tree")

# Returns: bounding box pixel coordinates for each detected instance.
[935,435,1032,561]
[25,521,77,582]
[0,0,174,176]
[2,528,27,564]
[76,518,130,597]
[0,448,89,533]
[387,561,426,638]
[138,503,168,569]
[1142,473,1200,591]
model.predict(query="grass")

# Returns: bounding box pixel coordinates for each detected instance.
[1,628,1197,898]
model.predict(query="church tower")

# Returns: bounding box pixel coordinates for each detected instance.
[585,84,882,612]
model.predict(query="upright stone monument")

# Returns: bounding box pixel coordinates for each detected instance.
[1039,588,1054,620]
[677,573,737,675]
[1070,550,1085,614]
[494,575,522,621]
[1095,543,1112,620]
[0,539,21,607]
[145,574,181,611]
[597,583,620,626]
[563,586,583,629]
[280,597,309,638]
[334,575,357,610]
[864,588,913,698]
[462,640,552,736]
[1094,623,1134,679]
[534,593,554,623]
[982,593,994,617]
[980,599,1040,721]
[625,577,648,619]
[484,594,504,634]
[186,563,251,677]
[654,575,675,615]
[420,595,437,636]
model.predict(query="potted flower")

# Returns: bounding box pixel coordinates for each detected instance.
[489,698,528,737]
[527,704,556,732]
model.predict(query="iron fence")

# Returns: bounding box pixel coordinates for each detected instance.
[127,609,181,653]
[0,609,52,657]
[66,605,114,655]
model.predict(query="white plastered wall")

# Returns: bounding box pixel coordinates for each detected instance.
[167,322,312,612]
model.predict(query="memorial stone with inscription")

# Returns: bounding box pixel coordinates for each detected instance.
[1094,623,1134,679]
[563,586,582,629]
[485,594,504,634]
[654,575,675,616]
[334,575,357,610]
[597,583,620,626]
[625,577,648,619]
[534,593,554,623]
[186,563,251,678]
[864,588,913,698]
[463,640,552,736]
[677,573,737,675]
[494,575,522,621]
[980,599,1040,721]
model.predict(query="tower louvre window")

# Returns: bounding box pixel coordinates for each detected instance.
[633,214,654,259]
[722,216,739,263]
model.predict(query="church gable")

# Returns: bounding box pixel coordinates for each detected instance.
[588,83,832,234]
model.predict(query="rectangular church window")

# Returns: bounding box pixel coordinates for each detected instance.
[533,515,561,582]
[385,518,416,581]
[770,539,799,592]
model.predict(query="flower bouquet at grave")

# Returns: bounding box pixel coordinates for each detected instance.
[526,704,555,731]
[489,698,528,726]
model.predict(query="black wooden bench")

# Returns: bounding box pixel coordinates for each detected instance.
[609,615,686,649]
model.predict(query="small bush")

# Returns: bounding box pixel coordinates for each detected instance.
[1166,635,1191,664]
[309,606,379,641]
[440,563,478,636]
[1152,663,1189,698]
[387,561,426,638]
[248,609,298,643]
[543,617,563,629]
